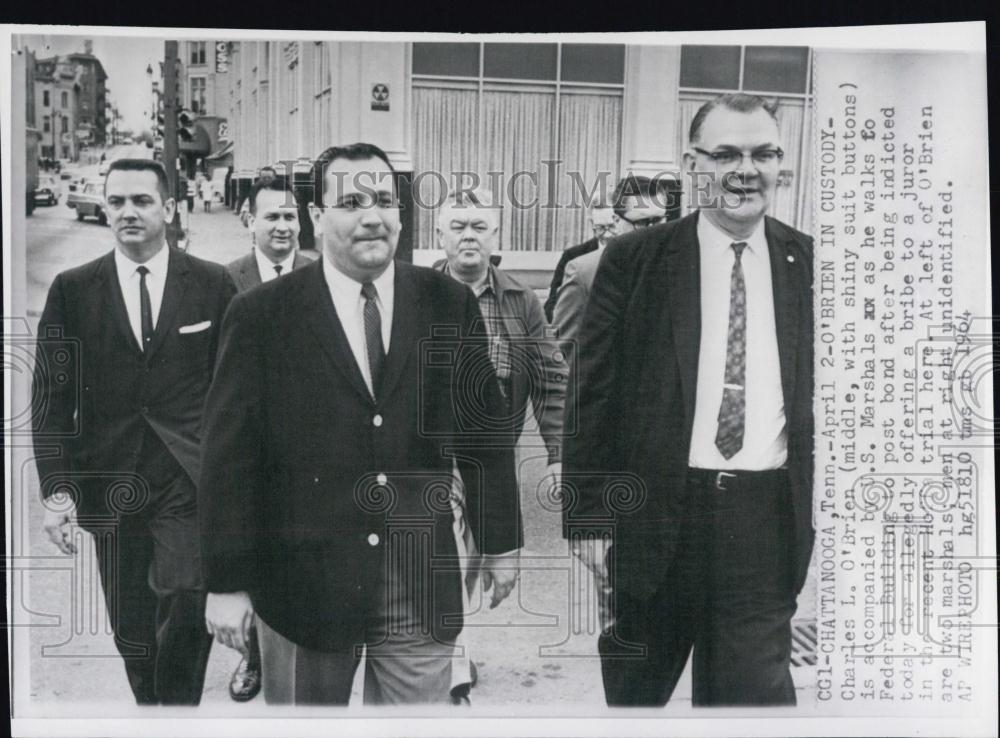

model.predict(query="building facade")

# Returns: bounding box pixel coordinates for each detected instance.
[34,56,81,161]
[221,41,814,253]
[66,49,108,147]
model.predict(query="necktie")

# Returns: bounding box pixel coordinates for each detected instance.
[715,242,747,460]
[137,265,154,352]
[274,264,283,276]
[361,281,385,397]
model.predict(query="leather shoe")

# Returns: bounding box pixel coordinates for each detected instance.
[229,656,262,702]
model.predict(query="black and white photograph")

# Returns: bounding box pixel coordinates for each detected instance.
[1,21,995,738]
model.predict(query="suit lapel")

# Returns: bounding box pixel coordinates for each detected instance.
[300,260,373,403]
[242,254,262,289]
[145,248,190,359]
[665,213,702,429]
[765,218,800,414]
[99,251,143,355]
[378,262,420,405]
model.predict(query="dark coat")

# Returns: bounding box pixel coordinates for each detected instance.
[225,249,314,293]
[32,247,237,522]
[198,259,521,652]
[563,212,815,597]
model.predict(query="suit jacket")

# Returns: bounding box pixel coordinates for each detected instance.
[563,211,815,597]
[32,247,237,523]
[543,237,599,322]
[226,249,313,292]
[551,247,603,375]
[198,259,522,653]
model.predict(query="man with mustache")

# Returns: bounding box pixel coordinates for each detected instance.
[565,93,814,706]
[199,143,522,705]
[33,158,236,704]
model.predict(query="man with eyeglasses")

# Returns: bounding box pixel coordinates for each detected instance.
[544,177,669,322]
[551,176,676,378]
[564,93,814,706]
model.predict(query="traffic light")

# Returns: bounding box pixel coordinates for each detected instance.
[177,109,196,143]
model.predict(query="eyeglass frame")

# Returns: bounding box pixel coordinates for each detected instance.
[617,213,666,229]
[691,146,785,168]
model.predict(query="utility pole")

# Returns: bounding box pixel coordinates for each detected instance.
[162,40,183,247]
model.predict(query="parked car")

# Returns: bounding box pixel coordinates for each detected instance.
[34,175,61,206]
[66,180,108,225]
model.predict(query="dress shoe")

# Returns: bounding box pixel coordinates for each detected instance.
[229,657,262,702]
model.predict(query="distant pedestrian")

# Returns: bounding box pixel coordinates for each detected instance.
[200,178,214,212]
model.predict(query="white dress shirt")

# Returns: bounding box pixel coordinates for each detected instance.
[115,244,169,349]
[322,257,394,398]
[688,214,787,470]
[254,248,296,283]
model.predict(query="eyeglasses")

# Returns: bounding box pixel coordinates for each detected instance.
[692,147,784,168]
[592,223,617,234]
[619,214,665,229]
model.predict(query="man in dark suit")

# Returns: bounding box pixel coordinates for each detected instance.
[564,93,814,707]
[33,159,236,704]
[227,176,314,292]
[199,142,522,705]
[223,175,313,702]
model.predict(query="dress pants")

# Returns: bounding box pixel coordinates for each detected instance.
[598,470,798,707]
[91,427,213,705]
[257,538,457,705]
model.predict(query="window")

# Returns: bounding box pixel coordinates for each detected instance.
[190,77,206,113]
[43,115,50,133]
[61,90,68,108]
[61,117,68,134]
[312,43,332,157]
[190,41,207,66]
[43,90,50,107]
[411,42,626,252]
[677,45,813,231]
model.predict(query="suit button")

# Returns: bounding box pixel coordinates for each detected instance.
[367,533,380,546]
[372,414,383,427]
[376,473,387,485]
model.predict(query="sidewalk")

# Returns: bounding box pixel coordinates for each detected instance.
[182,204,254,266]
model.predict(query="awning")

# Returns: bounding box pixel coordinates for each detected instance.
[205,140,234,161]
[179,123,212,156]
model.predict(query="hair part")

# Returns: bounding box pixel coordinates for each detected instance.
[248,176,295,215]
[105,159,171,203]
[313,142,396,199]
[688,93,780,145]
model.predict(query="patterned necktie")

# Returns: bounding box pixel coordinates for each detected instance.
[361,281,385,397]
[136,265,153,352]
[274,264,283,276]
[715,242,747,460]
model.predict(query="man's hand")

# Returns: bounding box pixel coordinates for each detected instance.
[481,550,520,609]
[571,537,611,586]
[205,591,255,655]
[42,497,78,555]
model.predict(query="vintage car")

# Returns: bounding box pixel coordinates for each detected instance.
[34,175,61,206]
[66,180,108,224]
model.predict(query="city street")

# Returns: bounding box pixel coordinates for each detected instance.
[17,202,813,712]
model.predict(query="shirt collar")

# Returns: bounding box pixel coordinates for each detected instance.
[322,256,395,301]
[254,247,296,277]
[442,261,505,299]
[696,211,767,256]
[115,242,169,278]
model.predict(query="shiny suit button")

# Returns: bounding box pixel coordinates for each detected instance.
[367,533,380,546]
[376,473,387,485]
[372,414,383,427]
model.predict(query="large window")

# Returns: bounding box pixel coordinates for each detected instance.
[60,90,68,108]
[412,42,626,252]
[190,76,206,113]
[190,41,207,66]
[43,90,50,107]
[677,45,813,232]
[311,42,332,160]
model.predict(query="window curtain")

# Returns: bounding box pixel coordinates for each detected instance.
[552,92,622,252]
[481,90,555,252]
[411,86,478,250]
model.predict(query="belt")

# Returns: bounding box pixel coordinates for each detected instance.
[686,467,788,492]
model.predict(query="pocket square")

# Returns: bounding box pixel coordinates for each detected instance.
[178,320,212,334]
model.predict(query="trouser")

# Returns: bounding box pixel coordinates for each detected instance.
[257,542,457,705]
[91,429,213,705]
[599,469,798,707]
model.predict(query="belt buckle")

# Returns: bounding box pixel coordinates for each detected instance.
[715,471,737,491]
